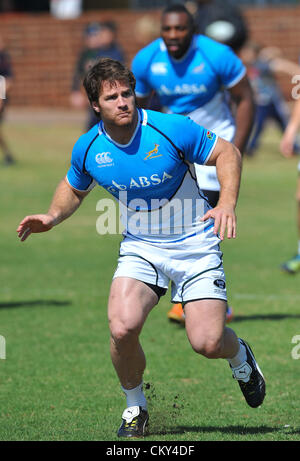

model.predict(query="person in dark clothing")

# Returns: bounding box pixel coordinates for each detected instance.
[70,21,126,130]
[0,35,15,165]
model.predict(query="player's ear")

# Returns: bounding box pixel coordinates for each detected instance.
[92,101,101,114]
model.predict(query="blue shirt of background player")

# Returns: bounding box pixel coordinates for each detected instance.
[132,35,246,114]
[66,109,217,209]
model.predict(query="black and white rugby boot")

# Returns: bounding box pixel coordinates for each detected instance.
[117,406,149,438]
[231,338,266,408]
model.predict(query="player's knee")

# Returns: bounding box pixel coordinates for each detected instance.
[191,337,223,359]
[109,319,140,346]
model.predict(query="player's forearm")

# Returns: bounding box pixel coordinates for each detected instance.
[283,104,300,143]
[271,58,300,77]
[215,144,242,209]
[288,99,300,132]
[233,96,255,154]
[47,178,84,226]
[284,122,298,141]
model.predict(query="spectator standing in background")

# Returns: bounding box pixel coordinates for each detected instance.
[239,42,300,157]
[70,21,126,130]
[0,35,15,166]
[280,97,300,274]
[134,14,161,48]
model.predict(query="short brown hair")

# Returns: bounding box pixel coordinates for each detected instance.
[83,58,136,117]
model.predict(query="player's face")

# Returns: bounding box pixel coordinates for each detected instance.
[161,12,194,59]
[94,80,136,127]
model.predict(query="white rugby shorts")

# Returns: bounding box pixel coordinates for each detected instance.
[113,229,227,304]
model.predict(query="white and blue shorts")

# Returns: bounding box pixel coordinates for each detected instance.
[113,229,227,305]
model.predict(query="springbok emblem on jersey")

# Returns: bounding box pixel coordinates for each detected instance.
[144,144,162,160]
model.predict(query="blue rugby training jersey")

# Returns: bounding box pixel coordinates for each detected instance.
[132,34,246,193]
[132,35,245,114]
[66,109,218,242]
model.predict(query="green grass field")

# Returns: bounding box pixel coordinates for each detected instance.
[0,112,300,441]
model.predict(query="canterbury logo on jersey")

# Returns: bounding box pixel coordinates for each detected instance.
[144,144,162,160]
[150,62,168,75]
[107,171,173,192]
[95,152,114,166]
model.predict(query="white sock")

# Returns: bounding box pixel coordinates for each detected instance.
[121,382,147,411]
[227,341,247,368]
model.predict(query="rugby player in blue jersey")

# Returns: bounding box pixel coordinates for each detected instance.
[17,58,265,438]
[132,3,255,324]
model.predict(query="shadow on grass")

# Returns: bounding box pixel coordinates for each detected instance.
[149,424,281,437]
[285,428,300,435]
[0,300,71,309]
[232,314,300,322]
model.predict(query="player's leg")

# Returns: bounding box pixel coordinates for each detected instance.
[184,299,265,408]
[168,301,234,325]
[0,126,14,165]
[202,190,234,322]
[108,276,161,437]
[0,103,15,165]
[184,299,238,359]
[109,276,157,390]
[272,97,289,133]
[167,188,233,325]
[246,104,268,156]
[281,172,300,273]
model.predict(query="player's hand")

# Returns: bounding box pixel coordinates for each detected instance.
[201,205,236,241]
[280,132,295,158]
[17,214,55,242]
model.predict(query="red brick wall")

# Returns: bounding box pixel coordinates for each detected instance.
[0,7,299,107]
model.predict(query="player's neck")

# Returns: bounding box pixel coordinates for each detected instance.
[103,110,139,145]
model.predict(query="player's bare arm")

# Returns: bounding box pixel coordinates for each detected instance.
[229,75,255,154]
[17,177,89,242]
[203,137,242,240]
[280,98,300,157]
